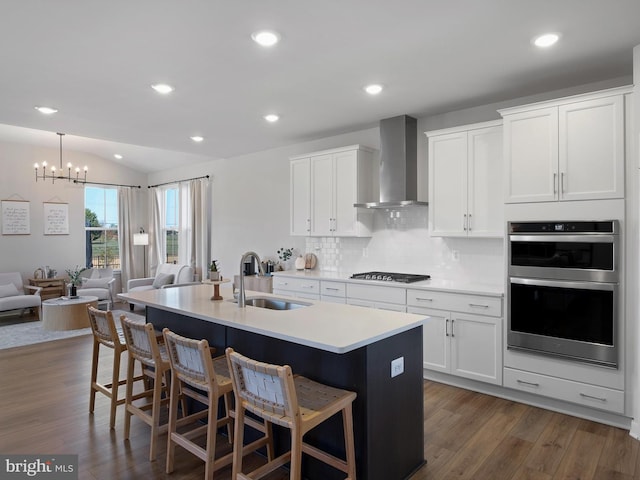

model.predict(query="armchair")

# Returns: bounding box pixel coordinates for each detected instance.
[0,272,42,319]
[76,268,116,310]
[126,263,196,311]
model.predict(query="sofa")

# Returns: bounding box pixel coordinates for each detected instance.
[76,268,116,310]
[0,272,43,319]
[126,263,196,310]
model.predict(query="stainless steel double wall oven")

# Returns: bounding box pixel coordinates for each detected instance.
[507,220,619,368]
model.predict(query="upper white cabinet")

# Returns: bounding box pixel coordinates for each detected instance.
[290,145,376,237]
[426,120,503,237]
[500,87,629,203]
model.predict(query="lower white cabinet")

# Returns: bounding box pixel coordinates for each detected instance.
[320,280,346,304]
[273,277,320,300]
[346,283,406,312]
[408,289,503,386]
[504,367,624,414]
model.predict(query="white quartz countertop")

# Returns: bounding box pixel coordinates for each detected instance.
[119,284,425,354]
[272,270,504,296]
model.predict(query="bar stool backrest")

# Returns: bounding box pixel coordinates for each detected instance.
[120,316,163,368]
[162,328,217,394]
[87,306,123,349]
[226,349,297,429]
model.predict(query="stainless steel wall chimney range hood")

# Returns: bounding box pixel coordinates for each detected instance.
[354,115,427,209]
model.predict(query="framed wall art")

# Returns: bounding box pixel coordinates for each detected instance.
[43,202,69,235]
[1,199,30,235]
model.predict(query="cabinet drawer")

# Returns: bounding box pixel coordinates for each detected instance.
[347,283,406,305]
[347,298,406,312]
[504,367,624,414]
[272,277,319,294]
[407,289,502,317]
[320,281,346,298]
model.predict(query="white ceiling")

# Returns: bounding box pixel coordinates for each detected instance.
[1,1,639,174]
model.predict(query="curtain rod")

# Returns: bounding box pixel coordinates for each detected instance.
[148,174,210,189]
[74,180,142,188]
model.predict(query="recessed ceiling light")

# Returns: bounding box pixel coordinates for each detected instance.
[35,106,58,115]
[364,84,383,95]
[190,136,204,142]
[113,154,123,160]
[533,33,560,48]
[251,30,280,47]
[151,83,175,94]
[264,114,279,123]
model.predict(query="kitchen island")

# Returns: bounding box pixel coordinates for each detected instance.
[119,284,425,480]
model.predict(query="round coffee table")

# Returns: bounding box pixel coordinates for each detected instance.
[41,296,99,331]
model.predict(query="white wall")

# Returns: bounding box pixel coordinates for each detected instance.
[0,140,147,283]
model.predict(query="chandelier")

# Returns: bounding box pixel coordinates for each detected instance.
[34,132,87,183]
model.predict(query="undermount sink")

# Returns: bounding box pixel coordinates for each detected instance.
[239,296,311,310]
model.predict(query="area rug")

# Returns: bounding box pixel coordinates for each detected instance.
[0,309,145,350]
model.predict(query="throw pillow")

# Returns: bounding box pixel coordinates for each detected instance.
[81,277,111,288]
[152,273,174,289]
[0,283,21,298]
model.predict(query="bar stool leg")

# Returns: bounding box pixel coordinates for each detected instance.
[343,404,356,479]
[290,424,303,480]
[149,370,165,461]
[231,406,246,480]
[109,349,122,429]
[123,356,136,440]
[89,341,99,414]
[204,394,219,480]
[165,374,180,474]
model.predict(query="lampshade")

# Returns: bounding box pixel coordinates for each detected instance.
[133,233,149,246]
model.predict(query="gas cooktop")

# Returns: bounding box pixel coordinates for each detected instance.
[350,271,431,283]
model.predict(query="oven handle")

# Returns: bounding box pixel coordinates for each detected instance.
[509,234,616,243]
[510,277,616,291]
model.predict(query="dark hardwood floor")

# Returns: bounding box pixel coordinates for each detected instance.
[1,331,639,479]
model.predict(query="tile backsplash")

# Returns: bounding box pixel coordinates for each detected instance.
[305,208,504,285]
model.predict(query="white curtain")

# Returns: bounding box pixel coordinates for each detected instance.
[117,187,136,288]
[149,187,165,276]
[181,178,209,280]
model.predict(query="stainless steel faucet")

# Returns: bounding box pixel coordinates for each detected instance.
[238,251,265,307]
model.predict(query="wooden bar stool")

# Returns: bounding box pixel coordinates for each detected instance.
[225,347,357,480]
[162,329,273,480]
[87,306,144,429]
[120,316,177,461]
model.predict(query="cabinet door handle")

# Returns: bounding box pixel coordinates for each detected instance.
[415,297,433,302]
[468,213,472,232]
[325,287,340,291]
[579,392,607,402]
[306,218,310,232]
[553,172,557,194]
[561,172,565,194]
[463,214,467,231]
[445,318,449,337]
[450,319,455,337]
[302,285,315,289]
[468,303,489,309]
[517,379,540,388]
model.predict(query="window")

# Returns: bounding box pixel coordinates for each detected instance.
[164,187,179,264]
[85,187,120,269]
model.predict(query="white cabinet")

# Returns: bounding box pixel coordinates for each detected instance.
[426,120,503,237]
[346,283,406,312]
[500,88,628,203]
[320,280,346,304]
[290,158,311,235]
[504,367,624,414]
[272,276,320,300]
[407,289,503,385]
[290,145,376,237]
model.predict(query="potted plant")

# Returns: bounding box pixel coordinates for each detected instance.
[209,260,220,281]
[66,265,87,297]
[276,247,294,271]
